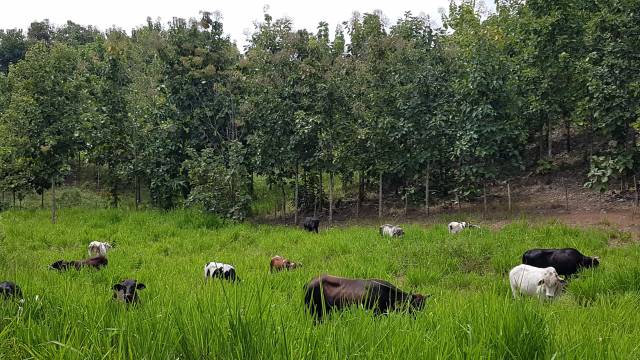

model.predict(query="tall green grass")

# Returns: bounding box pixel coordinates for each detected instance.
[1,209,639,359]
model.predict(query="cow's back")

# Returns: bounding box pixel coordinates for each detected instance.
[523,248,582,276]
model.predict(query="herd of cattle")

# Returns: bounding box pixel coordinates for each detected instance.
[0,218,601,321]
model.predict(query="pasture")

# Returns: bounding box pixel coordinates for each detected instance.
[1,209,640,359]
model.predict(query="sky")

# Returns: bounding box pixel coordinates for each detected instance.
[0,1,497,49]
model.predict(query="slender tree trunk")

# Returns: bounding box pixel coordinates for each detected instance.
[404,181,408,218]
[51,179,57,224]
[425,162,430,216]
[562,177,569,211]
[565,120,571,153]
[378,171,383,219]
[483,182,488,215]
[547,119,552,158]
[356,171,360,218]
[455,190,461,211]
[282,184,286,221]
[329,171,334,226]
[319,171,323,216]
[294,166,299,225]
[12,191,15,207]
[634,175,638,212]
[507,182,512,213]
[135,175,140,210]
[41,191,44,209]
[96,167,100,192]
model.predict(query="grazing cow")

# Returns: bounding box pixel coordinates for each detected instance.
[88,241,113,257]
[113,279,146,303]
[448,221,479,234]
[204,262,240,282]
[270,255,301,272]
[303,217,320,233]
[0,281,22,300]
[379,224,404,237]
[304,275,427,321]
[522,248,600,277]
[49,256,108,271]
[509,264,564,300]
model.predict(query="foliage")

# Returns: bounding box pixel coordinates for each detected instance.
[584,153,633,193]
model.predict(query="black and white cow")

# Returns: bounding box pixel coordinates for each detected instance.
[303,217,320,233]
[379,224,404,237]
[448,221,479,234]
[0,281,22,300]
[522,248,600,277]
[113,279,146,303]
[204,262,240,282]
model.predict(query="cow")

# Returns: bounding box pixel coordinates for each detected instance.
[270,255,301,272]
[303,217,320,233]
[49,256,108,271]
[204,262,240,282]
[113,279,146,303]
[0,281,22,300]
[379,224,404,237]
[448,221,479,234]
[88,241,113,257]
[304,274,427,321]
[522,248,600,277]
[509,264,564,300]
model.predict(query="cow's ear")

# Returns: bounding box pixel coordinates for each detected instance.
[113,284,123,291]
[537,279,544,286]
[136,283,146,290]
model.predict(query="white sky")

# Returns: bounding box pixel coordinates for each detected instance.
[0,1,495,50]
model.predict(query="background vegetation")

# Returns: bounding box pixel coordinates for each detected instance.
[1,0,639,223]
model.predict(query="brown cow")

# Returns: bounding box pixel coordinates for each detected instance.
[49,256,108,271]
[270,255,301,272]
[304,274,427,321]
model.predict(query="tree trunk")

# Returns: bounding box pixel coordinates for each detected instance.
[425,162,430,216]
[135,175,140,210]
[634,175,638,211]
[565,119,571,153]
[547,119,552,158]
[294,166,299,225]
[378,171,383,219]
[507,182,512,213]
[12,191,15,207]
[329,171,334,226]
[51,179,57,224]
[404,181,408,218]
[483,182,488,215]
[96,167,100,192]
[319,171,323,216]
[41,191,44,209]
[282,184,286,221]
[356,171,360,218]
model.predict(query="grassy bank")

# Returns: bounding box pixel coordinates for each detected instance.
[1,209,639,359]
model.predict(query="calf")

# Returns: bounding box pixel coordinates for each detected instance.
[379,224,404,237]
[0,281,22,300]
[204,262,240,282]
[49,256,108,271]
[304,274,427,321]
[88,241,113,257]
[303,217,320,233]
[113,279,146,303]
[522,248,599,277]
[448,221,479,234]
[270,255,301,272]
[509,264,564,300]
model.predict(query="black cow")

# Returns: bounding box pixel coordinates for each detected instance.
[113,279,146,303]
[304,274,427,321]
[303,217,320,233]
[0,281,22,300]
[522,248,600,276]
[49,256,108,271]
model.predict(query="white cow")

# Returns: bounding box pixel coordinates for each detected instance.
[87,241,112,257]
[204,262,239,282]
[448,221,479,234]
[509,264,564,300]
[379,224,404,237]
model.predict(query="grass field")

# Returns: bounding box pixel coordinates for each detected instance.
[1,209,640,359]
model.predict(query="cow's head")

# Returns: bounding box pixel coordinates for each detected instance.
[409,293,427,312]
[287,260,301,269]
[587,256,600,268]
[394,227,405,237]
[538,268,562,299]
[113,279,146,303]
[49,260,70,271]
